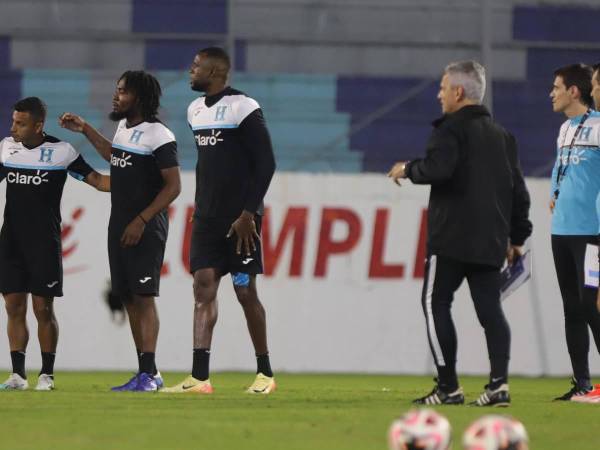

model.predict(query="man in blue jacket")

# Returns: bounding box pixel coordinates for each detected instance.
[549,63,600,401]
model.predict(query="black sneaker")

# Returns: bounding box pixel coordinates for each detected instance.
[469,383,510,407]
[553,377,592,401]
[413,381,464,405]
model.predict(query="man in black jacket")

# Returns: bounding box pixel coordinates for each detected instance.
[388,60,532,407]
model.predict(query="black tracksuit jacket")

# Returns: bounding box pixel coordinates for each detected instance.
[405,104,532,268]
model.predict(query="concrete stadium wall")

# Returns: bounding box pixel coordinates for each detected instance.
[0,0,588,76]
[0,173,597,377]
[237,0,524,78]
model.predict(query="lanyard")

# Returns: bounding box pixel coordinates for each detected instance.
[554,109,592,199]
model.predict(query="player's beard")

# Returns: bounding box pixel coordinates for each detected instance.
[191,79,209,92]
[109,110,128,121]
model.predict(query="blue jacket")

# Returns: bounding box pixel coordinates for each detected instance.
[551,111,600,235]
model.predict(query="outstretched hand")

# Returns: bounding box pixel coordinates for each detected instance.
[227,211,260,256]
[59,112,86,133]
[387,161,407,186]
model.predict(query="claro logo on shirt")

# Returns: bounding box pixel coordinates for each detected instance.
[7,170,49,185]
[111,152,133,168]
[560,148,588,165]
[195,130,223,147]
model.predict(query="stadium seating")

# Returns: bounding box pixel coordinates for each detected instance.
[11,70,360,172]
[0,2,599,174]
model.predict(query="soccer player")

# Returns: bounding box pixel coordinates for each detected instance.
[0,97,109,391]
[162,47,276,395]
[389,61,532,406]
[548,64,600,401]
[59,71,181,392]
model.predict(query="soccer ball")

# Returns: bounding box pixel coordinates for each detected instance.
[388,408,451,450]
[462,414,529,450]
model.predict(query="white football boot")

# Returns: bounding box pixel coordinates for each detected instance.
[0,373,29,390]
[35,374,55,391]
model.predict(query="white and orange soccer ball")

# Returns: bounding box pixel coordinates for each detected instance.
[388,408,452,450]
[462,414,529,450]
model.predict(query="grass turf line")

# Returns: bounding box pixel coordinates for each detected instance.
[0,372,597,450]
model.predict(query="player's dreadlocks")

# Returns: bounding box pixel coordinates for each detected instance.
[119,70,162,121]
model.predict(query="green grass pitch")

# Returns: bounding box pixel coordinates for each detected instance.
[0,372,597,449]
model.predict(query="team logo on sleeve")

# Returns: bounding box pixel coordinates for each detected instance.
[111,152,133,168]
[195,130,224,147]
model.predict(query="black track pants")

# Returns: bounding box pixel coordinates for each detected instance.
[552,235,600,385]
[421,254,510,387]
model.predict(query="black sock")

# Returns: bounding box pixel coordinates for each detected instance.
[40,352,56,376]
[10,351,26,379]
[256,353,273,377]
[137,349,157,375]
[488,376,508,390]
[139,352,155,375]
[136,349,142,373]
[489,357,509,389]
[574,375,592,390]
[192,348,210,381]
[437,364,458,392]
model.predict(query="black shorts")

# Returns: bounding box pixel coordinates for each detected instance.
[108,213,168,297]
[190,215,264,277]
[0,225,63,297]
